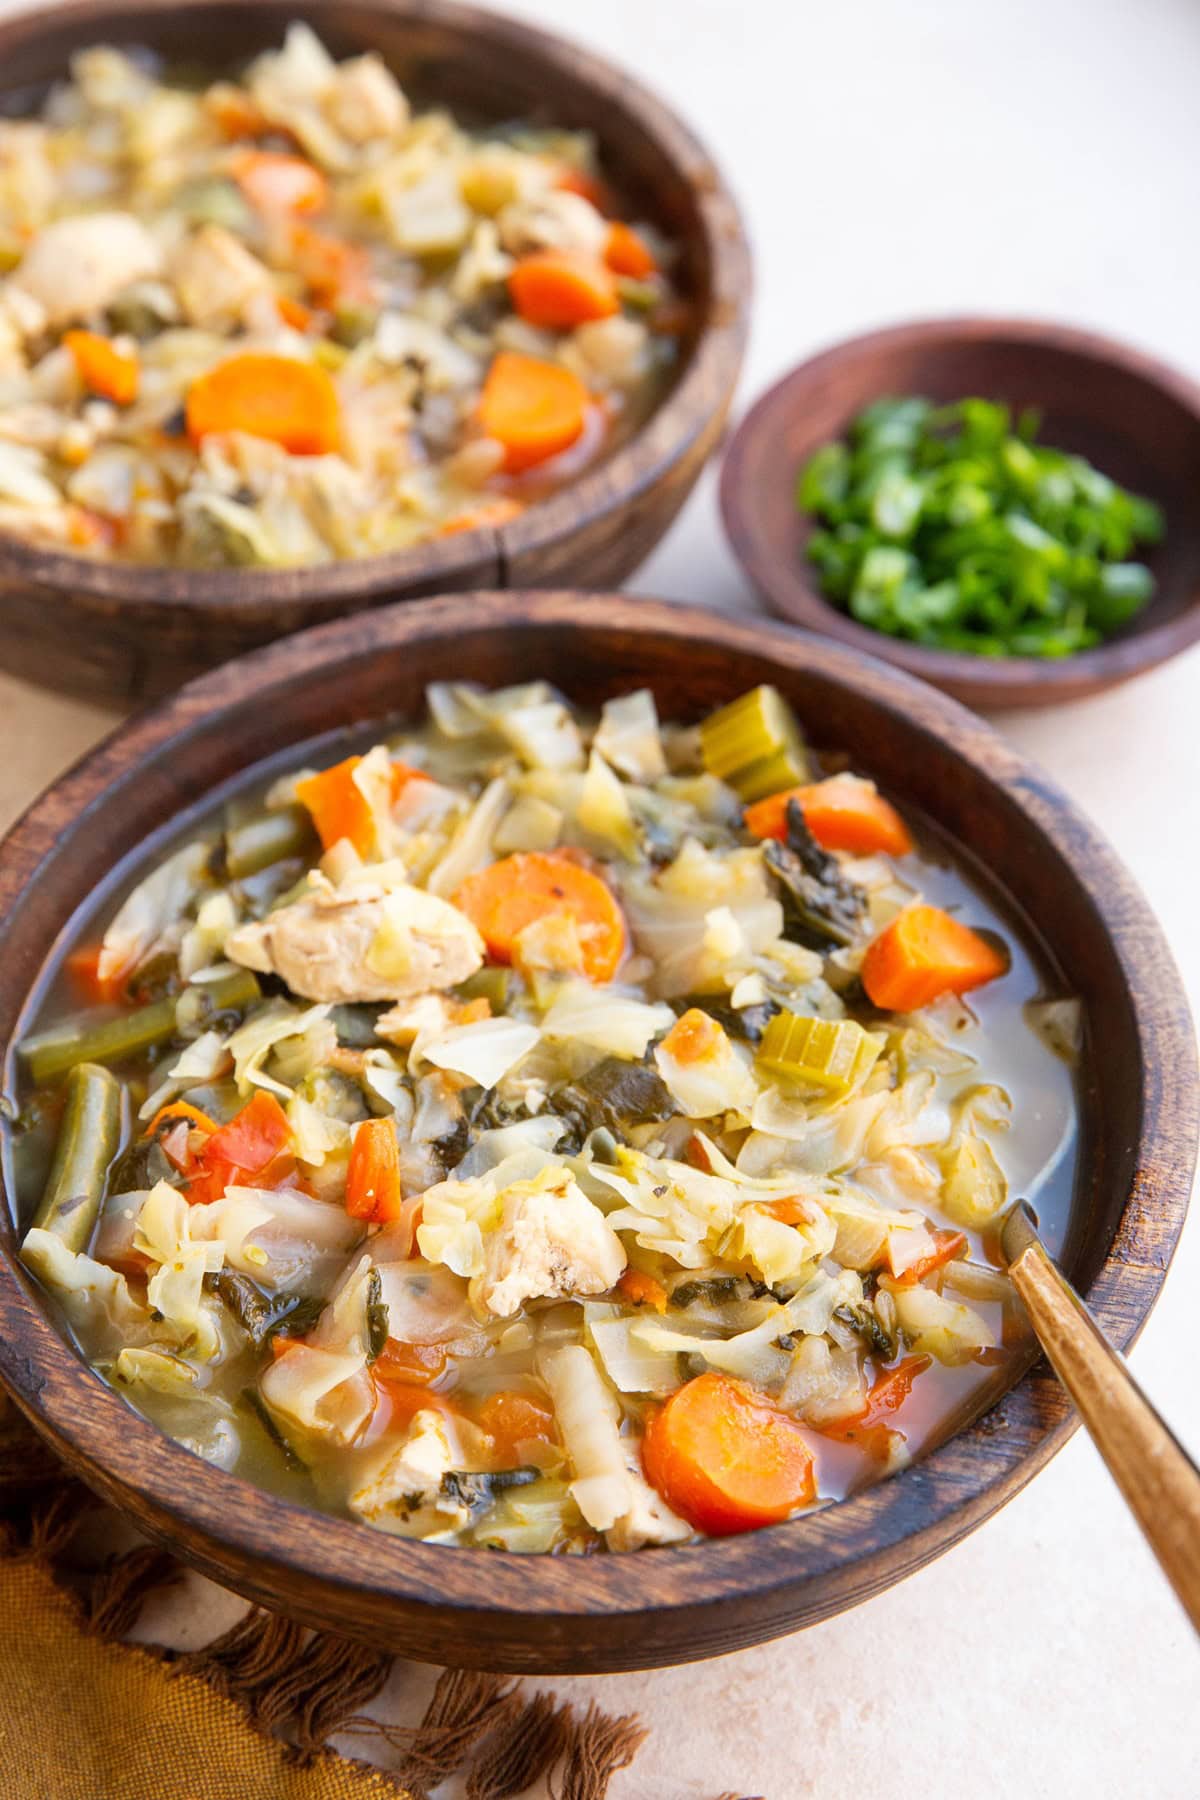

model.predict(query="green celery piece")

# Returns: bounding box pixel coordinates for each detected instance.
[1088,562,1155,632]
[870,470,925,538]
[797,442,850,515]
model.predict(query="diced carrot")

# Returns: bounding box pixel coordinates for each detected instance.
[554,164,617,215]
[817,1354,933,1456]
[757,1195,813,1227]
[890,1228,967,1286]
[389,761,432,803]
[477,1390,557,1463]
[508,251,619,329]
[65,944,127,1006]
[372,1378,458,1433]
[435,496,525,536]
[743,774,913,856]
[67,507,120,549]
[658,1007,726,1066]
[373,1338,446,1385]
[295,754,375,857]
[616,1268,668,1312]
[453,849,626,984]
[477,351,590,474]
[346,1117,403,1223]
[275,292,315,332]
[186,353,340,456]
[289,223,373,306]
[861,905,1008,1013]
[684,1133,715,1172]
[144,1100,220,1141]
[233,150,328,215]
[63,331,138,406]
[642,1372,816,1535]
[205,83,274,140]
[605,221,657,278]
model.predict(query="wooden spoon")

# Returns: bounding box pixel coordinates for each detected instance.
[1002,1201,1200,1632]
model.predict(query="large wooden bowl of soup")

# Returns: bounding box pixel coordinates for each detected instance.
[0,0,749,702]
[0,594,1194,1673]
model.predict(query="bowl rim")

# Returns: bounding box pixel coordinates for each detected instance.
[0,590,1195,1666]
[719,314,1200,704]
[0,0,750,610]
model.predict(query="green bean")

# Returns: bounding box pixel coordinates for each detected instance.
[28,1062,121,1253]
[224,805,316,880]
[20,969,261,1085]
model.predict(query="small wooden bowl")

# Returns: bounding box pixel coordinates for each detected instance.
[720,318,1200,709]
[0,593,1195,1673]
[0,0,749,704]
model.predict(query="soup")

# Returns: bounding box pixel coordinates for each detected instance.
[9,681,1079,1552]
[0,25,681,566]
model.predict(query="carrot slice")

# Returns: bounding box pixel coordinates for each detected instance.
[453,849,626,983]
[616,1269,668,1312]
[477,1390,557,1463]
[65,944,127,1006]
[206,83,274,140]
[63,331,138,406]
[477,351,589,474]
[508,252,619,329]
[757,1194,813,1227]
[657,1007,726,1066]
[605,221,657,278]
[186,353,340,455]
[295,755,376,857]
[233,150,328,215]
[642,1372,816,1535]
[346,1117,403,1223]
[862,904,1008,1012]
[743,774,913,856]
[891,1228,967,1286]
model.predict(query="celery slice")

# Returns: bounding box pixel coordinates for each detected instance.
[757,1011,886,1095]
[698,686,811,801]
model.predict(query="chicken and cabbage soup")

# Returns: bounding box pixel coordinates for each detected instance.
[0,27,682,566]
[9,682,1080,1552]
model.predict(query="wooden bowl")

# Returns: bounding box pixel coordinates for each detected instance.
[0,0,749,705]
[0,593,1194,1672]
[720,318,1200,710]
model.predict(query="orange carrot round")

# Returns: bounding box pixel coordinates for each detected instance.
[508,251,619,329]
[64,331,139,406]
[605,221,657,278]
[642,1372,816,1535]
[186,353,340,455]
[346,1117,403,1223]
[477,351,589,473]
[861,904,1008,1012]
[743,774,912,856]
[233,150,328,215]
[453,849,626,983]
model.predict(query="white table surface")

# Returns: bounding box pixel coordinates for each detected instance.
[2,1,1198,1793]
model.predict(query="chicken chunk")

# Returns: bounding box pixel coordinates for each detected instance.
[225,869,484,1003]
[349,1408,468,1534]
[497,189,609,260]
[12,212,163,327]
[475,1167,626,1319]
[170,225,273,330]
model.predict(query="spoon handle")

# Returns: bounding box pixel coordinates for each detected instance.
[1007,1232,1200,1633]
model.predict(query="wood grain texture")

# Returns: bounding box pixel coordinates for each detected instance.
[0,593,1194,1672]
[1006,1231,1200,1635]
[0,0,749,704]
[719,317,1200,709]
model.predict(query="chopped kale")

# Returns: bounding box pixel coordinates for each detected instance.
[552,1057,676,1150]
[210,1271,325,1348]
[365,1266,389,1363]
[763,800,866,948]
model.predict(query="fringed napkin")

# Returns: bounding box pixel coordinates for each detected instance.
[0,1400,655,1800]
